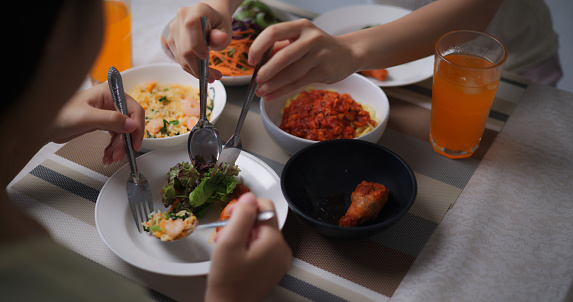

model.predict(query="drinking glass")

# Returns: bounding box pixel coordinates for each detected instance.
[90,0,132,84]
[430,30,507,159]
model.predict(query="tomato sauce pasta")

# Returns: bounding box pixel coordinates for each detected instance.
[279,89,378,141]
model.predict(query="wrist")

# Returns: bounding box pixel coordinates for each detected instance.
[204,0,242,20]
[338,33,369,73]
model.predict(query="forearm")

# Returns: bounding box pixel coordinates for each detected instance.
[201,0,244,20]
[346,0,503,71]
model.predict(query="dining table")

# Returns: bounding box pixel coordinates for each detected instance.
[7,0,573,301]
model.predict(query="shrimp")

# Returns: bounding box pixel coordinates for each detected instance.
[162,219,185,238]
[142,80,158,92]
[159,216,198,241]
[186,116,199,130]
[339,181,389,227]
[146,118,164,135]
[180,96,200,117]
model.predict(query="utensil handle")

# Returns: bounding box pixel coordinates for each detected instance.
[199,16,211,122]
[108,67,140,183]
[233,46,274,138]
[195,211,275,230]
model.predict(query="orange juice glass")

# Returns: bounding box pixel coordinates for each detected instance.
[430,30,507,159]
[90,0,132,84]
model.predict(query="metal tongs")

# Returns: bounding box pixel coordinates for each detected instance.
[214,45,274,169]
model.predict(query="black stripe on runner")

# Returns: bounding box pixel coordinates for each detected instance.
[29,165,100,203]
[501,77,529,89]
[279,274,350,302]
[489,109,510,122]
[402,84,433,97]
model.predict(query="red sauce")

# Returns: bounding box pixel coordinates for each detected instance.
[279,90,376,141]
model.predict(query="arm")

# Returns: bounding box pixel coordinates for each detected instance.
[206,193,292,302]
[167,0,244,82]
[249,0,503,100]
[49,83,145,165]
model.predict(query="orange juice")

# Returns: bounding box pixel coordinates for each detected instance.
[430,53,498,158]
[90,0,132,84]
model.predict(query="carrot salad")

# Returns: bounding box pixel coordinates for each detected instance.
[209,28,255,76]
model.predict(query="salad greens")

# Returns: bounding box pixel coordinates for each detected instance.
[233,0,280,37]
[161,161,240,217]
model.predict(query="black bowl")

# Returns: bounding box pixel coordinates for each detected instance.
[281,139,417,239]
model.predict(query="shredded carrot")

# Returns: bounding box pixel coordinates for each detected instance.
[168,197,182,213]
[360,69,388,81]
[209,28,256,76]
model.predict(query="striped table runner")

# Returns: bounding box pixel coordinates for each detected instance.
[8,74,528,301]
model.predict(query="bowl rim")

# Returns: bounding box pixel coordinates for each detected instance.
[260,73,389,145]
[280,139,417,232]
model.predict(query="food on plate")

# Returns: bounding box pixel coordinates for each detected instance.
[339,181,390,227]
[210,0,280,76]
[161,161,239,216]
[279,89,378,141]
[142,160,242,241]
[129,81,213,138]
[142,210,198,241]
[215,183,251,232]
[360,69,388,81]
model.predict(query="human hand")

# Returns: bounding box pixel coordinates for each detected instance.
[206,193,292,302]
[167,2,236,82]
[249,19,360,101]
[50,83,145,165]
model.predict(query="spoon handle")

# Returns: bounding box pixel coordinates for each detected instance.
[199,16,211,123]
[195,211,275,230]
[108,67,140,183]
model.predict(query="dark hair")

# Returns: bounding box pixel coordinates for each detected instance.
[2,1,64,115]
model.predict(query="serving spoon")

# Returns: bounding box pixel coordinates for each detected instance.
[188,16,221,165]
[159,211,275,241]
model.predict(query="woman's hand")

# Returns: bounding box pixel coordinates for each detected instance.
[206,193,292,302]
[167,2,238,82]
[50,83,145,165]
[249,19,360,101]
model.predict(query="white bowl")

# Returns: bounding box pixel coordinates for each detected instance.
[121,63,226,152]
[260,73,389,155]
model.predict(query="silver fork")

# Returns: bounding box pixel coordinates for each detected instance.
[108,67,155,232]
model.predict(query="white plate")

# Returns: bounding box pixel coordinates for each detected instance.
[312,4,434,87]
[95,145,288,276]
[160,6,296,86]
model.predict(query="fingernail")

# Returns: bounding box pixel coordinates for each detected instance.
[248,57,255,65]
[123,118,138,132]
[263,93,273,101]
[256,87,264,97]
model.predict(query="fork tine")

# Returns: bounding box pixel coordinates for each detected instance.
[138,202,149,232]
[128,199,143,233]
[145,198,154,216]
